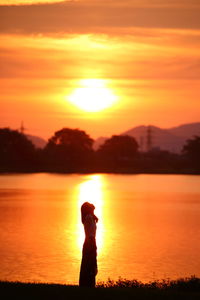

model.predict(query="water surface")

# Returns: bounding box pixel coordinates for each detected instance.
[0,173,200,284]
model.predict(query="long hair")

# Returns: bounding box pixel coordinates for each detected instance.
[81,202,98,224]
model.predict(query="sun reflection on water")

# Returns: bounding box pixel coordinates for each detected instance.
[76,174,104,254]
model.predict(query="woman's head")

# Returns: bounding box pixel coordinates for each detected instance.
[81,202,98,224]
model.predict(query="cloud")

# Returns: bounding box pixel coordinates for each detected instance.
[1,33,200,81]
[0,1,200,35]
[0,0,65,4]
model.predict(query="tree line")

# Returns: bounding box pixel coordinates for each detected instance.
[0,127,200,174]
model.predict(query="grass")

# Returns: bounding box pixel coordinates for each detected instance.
[0,277,200,299]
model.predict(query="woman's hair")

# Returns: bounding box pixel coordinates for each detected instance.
[81,202,98,224]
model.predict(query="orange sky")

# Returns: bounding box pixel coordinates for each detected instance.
[0,0,200,140]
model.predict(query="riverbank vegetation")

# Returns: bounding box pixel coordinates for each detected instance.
[0,277,200,300]
[0,127,200,174]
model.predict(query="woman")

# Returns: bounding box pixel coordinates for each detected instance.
[79,202,98,287]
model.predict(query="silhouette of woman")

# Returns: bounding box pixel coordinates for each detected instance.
[79,202,98,287]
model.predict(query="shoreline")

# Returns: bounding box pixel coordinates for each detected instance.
[0,170,200,175]
[1,277,200,299]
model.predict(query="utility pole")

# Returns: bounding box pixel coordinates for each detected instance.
[140,136,144,152]
[146,125,153,152]
[19,121,26,134]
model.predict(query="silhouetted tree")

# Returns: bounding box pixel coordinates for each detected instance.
[43,128,94,172]
[96,135,139,172]
[182,136,200,172]
[0,128,36,172]
[182,136,200,158]
[140,148,182,173]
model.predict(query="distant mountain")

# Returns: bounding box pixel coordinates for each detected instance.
[93,137,108,150]
[122,125,185,153]
[93,122,200,153]
[26,134,47,149]
[168,123,200,138]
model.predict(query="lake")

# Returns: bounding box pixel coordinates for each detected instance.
[0,173,200,284]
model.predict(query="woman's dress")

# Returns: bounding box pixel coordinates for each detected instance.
[79,214,97,287]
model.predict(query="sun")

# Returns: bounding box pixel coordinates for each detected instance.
[67,79,118,112]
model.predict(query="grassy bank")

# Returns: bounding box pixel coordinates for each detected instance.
[0,277,200,299]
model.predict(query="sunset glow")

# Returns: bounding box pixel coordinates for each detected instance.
[67,79,118,112]
[0,0,200,139]
[77,174,104,253]
[1,0,200,289]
